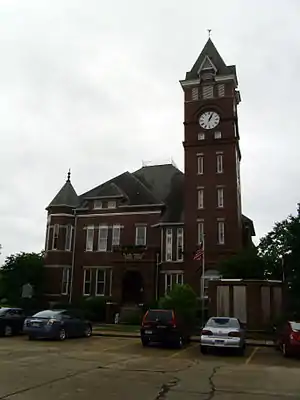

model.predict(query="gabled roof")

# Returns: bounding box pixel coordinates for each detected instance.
[242,214,256,236]
[47,174,78,209]
[185,38,235,80]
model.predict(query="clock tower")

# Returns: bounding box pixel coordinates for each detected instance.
[180,38,244,289]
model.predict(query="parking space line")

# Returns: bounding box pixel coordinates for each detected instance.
[245,346,259,365]
[168,342,199,359]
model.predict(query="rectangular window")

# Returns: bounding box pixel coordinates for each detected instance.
[218,84,225,97]
[165,228,173,262]
[65,225,73,251]
[191,87,199,100]
[217,221,225,244]
[112,224,121,246]
[98,225,108,251]
[197,221,204,245]
[214,131,222,139]
[107,201,116,209]
[61,267,70,295]
[197,188,204,209]
[135,226,147,246]
[176,228,184,261]
[45,226,50,251]
[83,269,92,296]
[202,85,213,99]
[52,224,59,250]
[94,200,102,209]
[217,187,224,208]
[216,153,224,173]
[164,273,184,294]
[95,269,106,296]
[86,225,94,251]
[197,154,204,174]
[198,132,205,141]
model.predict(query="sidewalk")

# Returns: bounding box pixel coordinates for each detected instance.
[92,327,275,347]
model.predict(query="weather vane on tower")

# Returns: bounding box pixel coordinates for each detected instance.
[207,29,212,38]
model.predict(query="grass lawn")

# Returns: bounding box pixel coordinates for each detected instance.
[95,324,140,332]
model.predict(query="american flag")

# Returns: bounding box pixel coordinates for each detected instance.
[193,243,204,261]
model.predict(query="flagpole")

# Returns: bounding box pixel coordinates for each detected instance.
[201,235,205,326]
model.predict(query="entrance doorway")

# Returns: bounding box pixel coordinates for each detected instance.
[122,270,144,304]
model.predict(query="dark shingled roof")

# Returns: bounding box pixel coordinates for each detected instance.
[47,180,79,209]
[185,38,236,80]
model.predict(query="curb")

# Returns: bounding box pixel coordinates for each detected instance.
[92,331,275,347]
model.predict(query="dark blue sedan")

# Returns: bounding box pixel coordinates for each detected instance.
[23,309,92,341]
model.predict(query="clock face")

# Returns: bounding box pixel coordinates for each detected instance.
[199,111,220,130]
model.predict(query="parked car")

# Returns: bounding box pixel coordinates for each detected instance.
[200,317,246,355]
[0,307,26,337]
[23,309,92,341]
[274,320,300,357]
[140,309,192,348]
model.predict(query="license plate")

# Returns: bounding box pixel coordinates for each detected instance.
[215,340,225,345]
[145,330,152,334]
[32,322,40,327]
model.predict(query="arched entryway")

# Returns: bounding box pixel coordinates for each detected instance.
[122,270,144,304]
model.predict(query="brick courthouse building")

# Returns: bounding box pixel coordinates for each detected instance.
[43,38,255,308]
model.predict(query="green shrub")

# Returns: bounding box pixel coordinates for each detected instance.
[81,297,107,322]
[159,284,197,326]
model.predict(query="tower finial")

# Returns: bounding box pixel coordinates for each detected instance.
[67,168,71,182]
[207,29,212,38]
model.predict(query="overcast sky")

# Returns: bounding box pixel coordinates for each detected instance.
[0,0,299,262]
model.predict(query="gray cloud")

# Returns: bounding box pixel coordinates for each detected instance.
[0,0,299,262]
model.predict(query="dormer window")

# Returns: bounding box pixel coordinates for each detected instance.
[107,201,116,209]
[94,200,103,209]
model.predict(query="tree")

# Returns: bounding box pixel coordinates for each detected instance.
[159,284,197,325]
[0,251,44,306]
[259,203,300,313]
[218,248,266,279]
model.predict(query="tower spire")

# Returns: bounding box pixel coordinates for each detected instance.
[207,29,212,38]
[67,168,71,182]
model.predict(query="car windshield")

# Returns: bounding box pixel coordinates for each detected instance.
[32,310,62,319]
[206,318,240,328]
[0,308,9,316]
[144,310,173,323]
[291,322,300,331]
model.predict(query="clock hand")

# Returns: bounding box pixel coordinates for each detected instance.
[208,113,213,122]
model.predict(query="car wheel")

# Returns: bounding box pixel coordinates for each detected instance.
[58,328,66,341]
[282,343,291,358]
[200,345,208,354]
[238,346,245,356]
[84,325,92,338]
[141,337,149,347]
[4,325,12,337]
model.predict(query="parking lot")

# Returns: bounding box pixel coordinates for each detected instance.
[0,335,300,399]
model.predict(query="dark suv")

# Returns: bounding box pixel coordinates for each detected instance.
[140,309,192,348]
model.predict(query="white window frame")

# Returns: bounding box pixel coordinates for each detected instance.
[65,224,73,251]
[202,85,214,99]
[216,153,224,174]
[164,273,184,294]
[217,187,224,208]
[52,224,59,250]
[218,84,225,97]
[197,154,204,175]
[45,225,50,251]
[98,225,108,252]
[198,132,205,141]
[197,221,204,245]
[197,188,204,209]
[61,267,70,295]
[83,268,92,296]
[165,228,173,262]
[86,225,94,252]
[135,225,147,246]
[95,269,106,296]
[217,220,225,245]
[94,200,103,209]
[112,224,121,246]
[214,131,222,139]
[191,87,199,101]
[176,228,184,262]
[107,200,116,209]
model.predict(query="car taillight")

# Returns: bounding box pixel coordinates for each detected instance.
[201,329,213,336]
[290,331,300,341]
[171,311,177,328]
[141,311,149,328]
[47,319,57,326]
[228,331,241,337]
